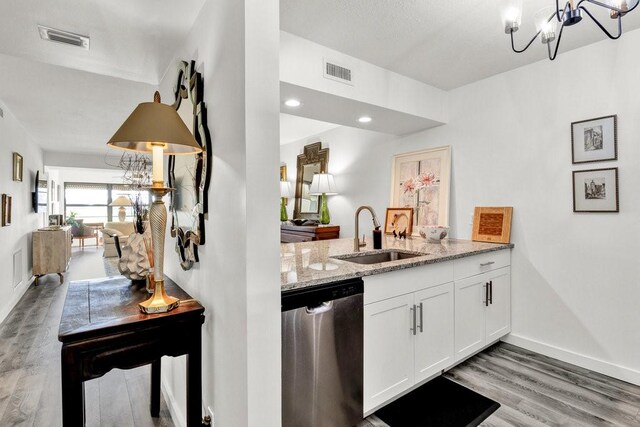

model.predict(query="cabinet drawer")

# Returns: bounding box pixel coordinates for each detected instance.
[453,250,510,280]
[364,261,453,305]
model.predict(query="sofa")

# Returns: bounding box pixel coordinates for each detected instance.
[101,222,135,257]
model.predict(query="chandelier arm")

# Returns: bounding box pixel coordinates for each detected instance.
[585,0,640,14]
[556,0,571,20]
[547,22,567,61]
[510,28,542,53]
[579,6,623,39]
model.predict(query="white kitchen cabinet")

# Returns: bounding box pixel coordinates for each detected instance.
[413,283,454,383]
[364,293,415,411]
[364,278,454,413]
[455,266,511,362]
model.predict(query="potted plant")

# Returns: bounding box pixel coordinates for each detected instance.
[65,211,85,237]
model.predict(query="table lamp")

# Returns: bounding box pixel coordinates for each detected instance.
[110,195,132,222]
[107,91,202,314]
[280,181,292,222]
[309,173,338,225]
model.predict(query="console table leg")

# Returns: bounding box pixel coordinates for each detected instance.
[150,359,161,417]
[186,333,202,427]
[61,350,85,426]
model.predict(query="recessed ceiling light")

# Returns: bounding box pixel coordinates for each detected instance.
[358,116,372,123]
[38,25,90,50]
[284,99,301,107]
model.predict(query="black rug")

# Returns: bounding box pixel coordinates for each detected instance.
[374,376,500,427]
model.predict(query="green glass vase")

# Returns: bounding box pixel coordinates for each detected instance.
[319,193,330,225]
[280,197,288,222]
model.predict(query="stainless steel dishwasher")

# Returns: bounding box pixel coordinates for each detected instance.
[282,278,364,427]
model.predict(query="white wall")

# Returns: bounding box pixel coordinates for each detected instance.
[282,30,640,384]
[0,101,44,324]
[280,126,393,238]
[158,0,281,426]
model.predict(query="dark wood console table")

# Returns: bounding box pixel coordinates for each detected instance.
[58,276,205,426]
[280,224,340,243]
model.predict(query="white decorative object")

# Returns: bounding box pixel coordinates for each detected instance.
[118,233,151,281]
[419,225,449,243]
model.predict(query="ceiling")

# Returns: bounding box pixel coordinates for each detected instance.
[280,0,640,90]
[0,0,205,154]
[280,114,340,145]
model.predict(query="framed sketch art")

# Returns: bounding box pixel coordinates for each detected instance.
[12,153,23,182]
[390,146,451,235]
[571,115,617,164]
[573,167,619,213]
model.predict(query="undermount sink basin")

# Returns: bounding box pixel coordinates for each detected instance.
[333,250,426,265]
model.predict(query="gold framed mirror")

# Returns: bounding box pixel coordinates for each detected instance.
[293,142,329,220]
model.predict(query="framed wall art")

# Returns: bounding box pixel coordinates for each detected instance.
[12,152,23,182]
[573,167,619,213]
[1,194,11,226]
[571,115,617,164]
[390,145,451,235]
[384,208,413,236]
[472,207,513,244]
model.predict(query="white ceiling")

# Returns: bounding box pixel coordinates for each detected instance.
[280,0,640,90]
[0,0,205,154]
[280,113,340,145]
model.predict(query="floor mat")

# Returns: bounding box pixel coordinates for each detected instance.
[374,376,500,427]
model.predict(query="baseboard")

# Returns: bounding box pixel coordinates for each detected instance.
[161,377,186,427]
[503,333,640,386]
[0,275,33,325]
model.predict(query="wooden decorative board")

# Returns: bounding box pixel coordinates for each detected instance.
[472,207,513,244]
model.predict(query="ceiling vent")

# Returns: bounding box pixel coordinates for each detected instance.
[323,59,354,86]
[38,25,90,50]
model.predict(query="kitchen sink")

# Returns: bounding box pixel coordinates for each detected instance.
[333,250,426,265]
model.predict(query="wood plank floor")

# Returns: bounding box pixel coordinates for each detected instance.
[361,343,640,426]
[0,247,174,427]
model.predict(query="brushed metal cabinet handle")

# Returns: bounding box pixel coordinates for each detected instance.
[480,261,495,267]
[489,280,493,305]
[484,283,489,307]
[419,302,424,333]
[410,304,417,336]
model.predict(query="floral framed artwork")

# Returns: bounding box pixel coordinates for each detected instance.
[12,152,23,182]
[390,146,452,235]
[384,208,414,236]
[571,115,617,164]
[572,167,619,213]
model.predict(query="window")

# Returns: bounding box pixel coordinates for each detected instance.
[64,183,150,224]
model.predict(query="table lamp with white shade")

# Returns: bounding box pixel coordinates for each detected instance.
[280,181,293,222]
[107,91,202,314]
[309,173,338,225]
[110,195,132,222]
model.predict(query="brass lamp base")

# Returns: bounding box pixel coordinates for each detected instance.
[139,279,179,314]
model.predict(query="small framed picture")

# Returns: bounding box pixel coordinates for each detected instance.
[573,168,619,213]
[472,207,513,244]
[384,208,414,236]
[571,115,617,164]
[1,194,11,226]
[12,152,23,182]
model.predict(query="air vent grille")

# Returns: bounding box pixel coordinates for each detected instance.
[323,59,354,85]
[38,25,89,50]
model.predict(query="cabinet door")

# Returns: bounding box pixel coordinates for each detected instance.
[364,293,415,413]
[485,267,511,343]
[414,282,454,383]
[454,275,487,362]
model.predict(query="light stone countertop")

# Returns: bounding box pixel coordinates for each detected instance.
[280,235,514,291]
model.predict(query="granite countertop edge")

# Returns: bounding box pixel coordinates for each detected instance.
[281,240,514,292]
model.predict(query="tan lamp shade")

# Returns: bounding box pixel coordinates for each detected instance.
[107,94,202,155]
[110,195,132,207]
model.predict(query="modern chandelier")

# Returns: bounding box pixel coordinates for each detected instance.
[503,0,640,60]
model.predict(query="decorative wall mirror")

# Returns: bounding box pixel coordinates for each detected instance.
[293,142,329,220]
[168,60,212,270]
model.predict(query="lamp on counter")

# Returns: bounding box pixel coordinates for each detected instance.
[309,173,338,225]
[110,195,132,222]
[107,91,202,314]
[280,181,293,222]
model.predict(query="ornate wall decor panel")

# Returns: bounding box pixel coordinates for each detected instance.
[293,142,329,220]
[168,60,212,270]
